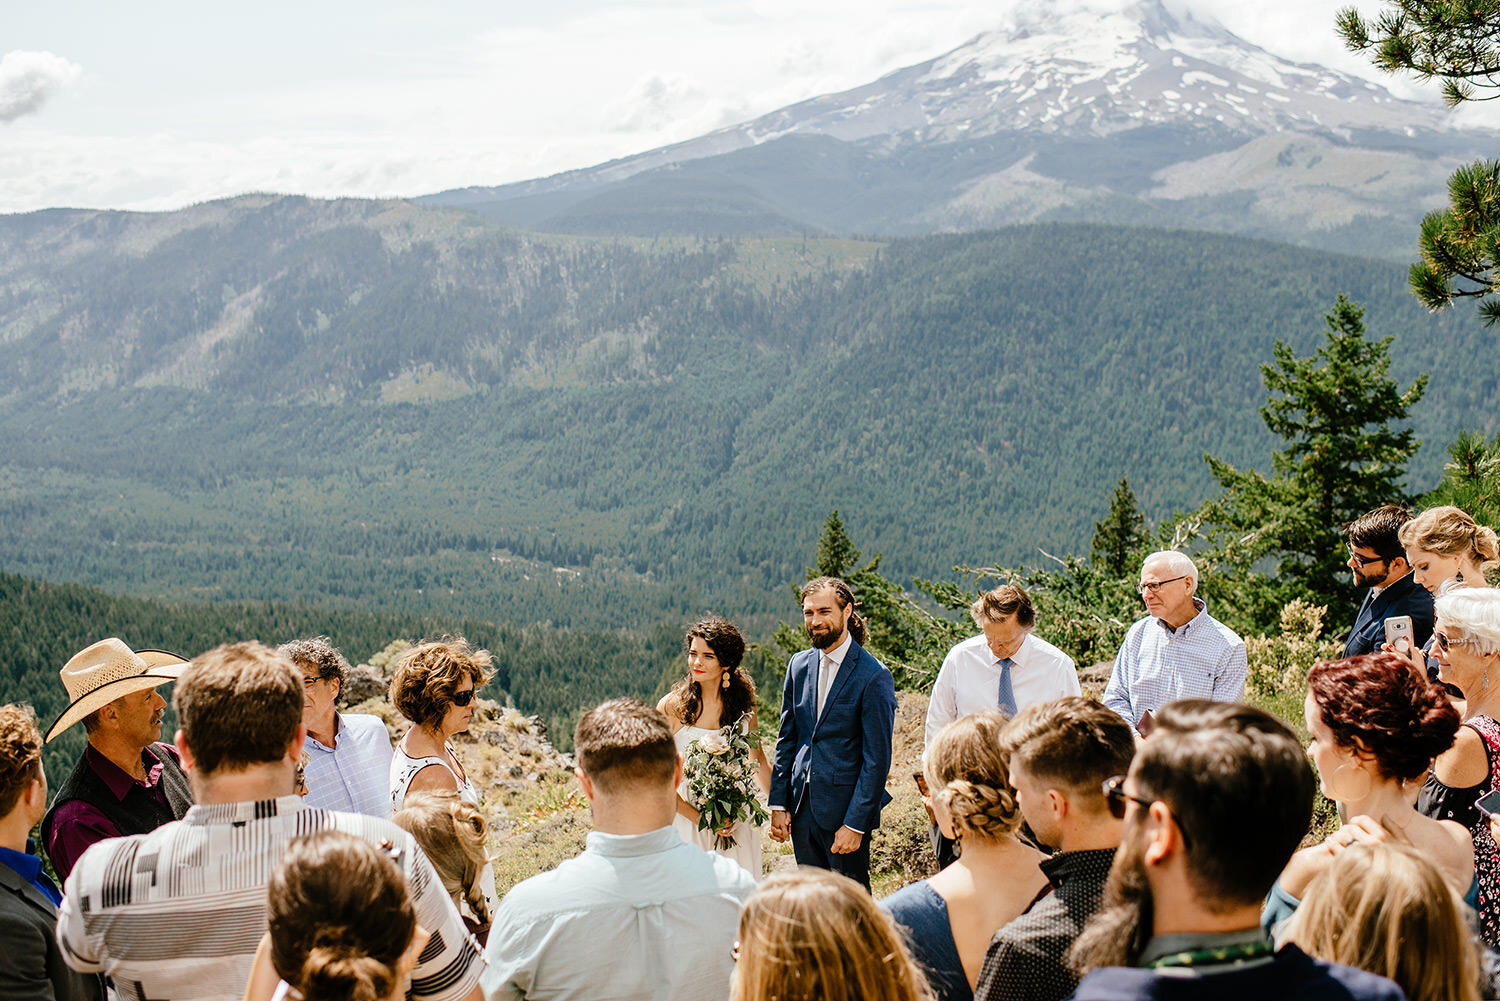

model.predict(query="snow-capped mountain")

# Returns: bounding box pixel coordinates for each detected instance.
[422,1,1493,256]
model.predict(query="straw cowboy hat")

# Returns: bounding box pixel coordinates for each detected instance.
[45,638,189,744]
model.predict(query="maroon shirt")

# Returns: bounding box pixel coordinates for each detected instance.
[46,743,178,881]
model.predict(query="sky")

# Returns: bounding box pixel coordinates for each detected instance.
[0,0,1463,215]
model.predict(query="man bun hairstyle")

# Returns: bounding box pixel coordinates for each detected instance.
[1136,700,1314,908]
[1347,505,1413,561]
[969,583,1036,629]
[269,830,416,1001]
[1308,654,1460,782]
[574,697,677,792]
[0,704,42,817]
[926,711,1024,842]
[174,642,303,775]
[1005,696,1135,808]
[801,576,868,646]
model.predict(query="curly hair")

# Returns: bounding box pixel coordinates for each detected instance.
[269,830,416,1001]
[926,711,1024,843]
[669,616,757,728]
[0,704,42,818]
[1308,654,1460,782]
[279,636,351,689]
[389,638,493,730]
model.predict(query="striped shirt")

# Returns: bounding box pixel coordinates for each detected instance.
[56,796,484,1001]
[1103,599,1247,733]
[303,712,395,818]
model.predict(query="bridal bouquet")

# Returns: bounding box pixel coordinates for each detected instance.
[683,718,769,850]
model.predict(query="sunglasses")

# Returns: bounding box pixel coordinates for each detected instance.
[1347,546,1389,568]
[1102,775,1192,848]
[1434,631,1479,652]
[451,689,476,707]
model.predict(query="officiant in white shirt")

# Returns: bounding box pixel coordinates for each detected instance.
[923,583,1080,866]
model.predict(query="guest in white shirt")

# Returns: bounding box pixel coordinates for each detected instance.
[483,697,755,1001]
[924,583,1080,867]
[284,636,394,818]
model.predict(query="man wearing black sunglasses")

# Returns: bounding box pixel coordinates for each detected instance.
[1067,701,1404,1001]
[1343,505,1433,657]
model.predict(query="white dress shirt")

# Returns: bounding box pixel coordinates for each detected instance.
[924,632,1081,751]
[816,631,854,720]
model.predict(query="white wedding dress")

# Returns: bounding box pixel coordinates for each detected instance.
[672,722,766,881]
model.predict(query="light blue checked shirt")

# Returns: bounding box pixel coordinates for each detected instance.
[302,712,395,817]
[1103,599,1247,733]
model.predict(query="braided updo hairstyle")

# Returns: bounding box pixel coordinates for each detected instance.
[269,830,417,1001]
[925,710,1024,843]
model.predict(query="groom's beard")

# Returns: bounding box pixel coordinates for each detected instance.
[1068,821,1154,975]
[807,623,845,650]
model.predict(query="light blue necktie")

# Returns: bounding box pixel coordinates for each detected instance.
[997,657,1017,717]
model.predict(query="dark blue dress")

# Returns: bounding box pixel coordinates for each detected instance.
[881,880,972,1001]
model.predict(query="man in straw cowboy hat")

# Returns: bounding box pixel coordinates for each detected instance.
[40,638,193,881]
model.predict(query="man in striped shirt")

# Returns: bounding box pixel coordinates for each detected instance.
[56,642,485,1001]
[1102,552,1246,736]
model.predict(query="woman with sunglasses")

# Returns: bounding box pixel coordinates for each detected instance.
[1260,653,1470,938]
[1417,588,1500,948]
[389,637,499,919]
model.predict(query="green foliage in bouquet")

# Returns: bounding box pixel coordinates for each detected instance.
[682,720,771,850]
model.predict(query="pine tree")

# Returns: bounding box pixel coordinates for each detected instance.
[1199,294,1428,620]
[1091,478,1150,577]
[1338,1,1500,321]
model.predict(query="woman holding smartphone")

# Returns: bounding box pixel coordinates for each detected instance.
[1416,588,1500,948]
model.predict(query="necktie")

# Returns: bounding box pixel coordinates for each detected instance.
[997,657,1017,717]
[817,654,835,718]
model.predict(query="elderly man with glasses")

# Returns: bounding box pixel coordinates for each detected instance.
[1102,552,1246,736]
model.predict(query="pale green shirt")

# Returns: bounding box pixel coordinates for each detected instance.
[482,826,756,1001]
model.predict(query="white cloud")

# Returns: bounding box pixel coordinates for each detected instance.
[0,50,81,123]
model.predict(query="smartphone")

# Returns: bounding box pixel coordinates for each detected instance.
[1477,788,1500,817]
[1384,615,1414,654]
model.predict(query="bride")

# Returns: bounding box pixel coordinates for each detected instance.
[657,615,772,879]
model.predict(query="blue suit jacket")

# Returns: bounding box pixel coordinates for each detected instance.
[1344,572,1435,658]
[769,639,896,833]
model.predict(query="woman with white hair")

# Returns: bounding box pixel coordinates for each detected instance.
[1417,587,1500,948]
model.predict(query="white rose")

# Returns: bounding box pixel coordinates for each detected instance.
[700,732,731,755]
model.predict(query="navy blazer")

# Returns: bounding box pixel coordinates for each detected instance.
[0,860,103,1001]
[770,639,897,833]
[1344,572,1435,658]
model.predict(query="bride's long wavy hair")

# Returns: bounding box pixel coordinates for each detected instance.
[670,616,757,728]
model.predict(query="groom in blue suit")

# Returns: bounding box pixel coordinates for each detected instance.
[769,577,897,889]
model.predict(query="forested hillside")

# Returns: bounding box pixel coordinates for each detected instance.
[1,202,1495,629]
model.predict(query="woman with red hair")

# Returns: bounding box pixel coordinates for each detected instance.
[1263,652,1474,937]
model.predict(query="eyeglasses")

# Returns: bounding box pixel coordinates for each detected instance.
[1102,775,1192,848]
[302,676,326,688]
[1347,546,1388,568]
[1137,576,1187,595]
[451,689,476,707]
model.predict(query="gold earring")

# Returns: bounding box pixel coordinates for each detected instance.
[722,671,731,690]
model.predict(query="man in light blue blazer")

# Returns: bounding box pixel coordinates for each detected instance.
[768,576,897,889]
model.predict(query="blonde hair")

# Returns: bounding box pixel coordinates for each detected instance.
[392,790,491,925]
[731,869,934,1001]
[925,711,1024,843]
[1400,506,1499,579]
[1282,842,1481,1001]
